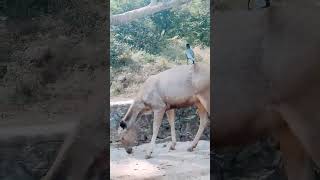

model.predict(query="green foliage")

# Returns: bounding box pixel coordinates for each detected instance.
[111,0,149,15]
[110,34,133,68]
[110,0,210,69]
[112,17,167,54]
[162,9,210,46]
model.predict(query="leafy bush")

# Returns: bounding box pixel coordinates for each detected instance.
[110,0,210,67]
[112,18,167,55]
[110,35,133,68]
[109,0,210,97]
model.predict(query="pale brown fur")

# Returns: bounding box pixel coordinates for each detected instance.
[119,63,210,159]
[214,1,320,179]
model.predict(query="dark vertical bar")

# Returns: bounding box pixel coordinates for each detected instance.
[106,0,111,179]
[210,0,222,180]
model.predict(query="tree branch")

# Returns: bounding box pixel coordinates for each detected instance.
[110,0,192,26]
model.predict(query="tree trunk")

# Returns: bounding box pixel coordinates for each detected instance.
[110,0,191,26]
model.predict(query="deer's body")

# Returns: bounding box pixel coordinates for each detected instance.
[119,63,210,158]
[214,2,320,180]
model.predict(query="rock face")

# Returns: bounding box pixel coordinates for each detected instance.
[110,102,210,145]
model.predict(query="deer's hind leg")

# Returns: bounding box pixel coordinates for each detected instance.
[166,109,177,150]
[196,89,210,115]
[187,102,209,152]
[278,101,320,168]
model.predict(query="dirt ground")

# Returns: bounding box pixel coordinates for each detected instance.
[110,140,210,180]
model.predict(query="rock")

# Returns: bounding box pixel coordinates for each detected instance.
[110,102,210,146]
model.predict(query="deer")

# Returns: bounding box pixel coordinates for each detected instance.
[213,0,320,179]
[118,63,210,159]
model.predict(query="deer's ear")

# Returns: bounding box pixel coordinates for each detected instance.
[120,121,127,129]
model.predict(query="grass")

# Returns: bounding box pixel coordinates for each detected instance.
[110,38,210,98]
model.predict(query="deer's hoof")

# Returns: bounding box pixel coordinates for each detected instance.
[145,154,152,159]
[187,147,194,152]
[170,143,176,150]
[126,147,133,154]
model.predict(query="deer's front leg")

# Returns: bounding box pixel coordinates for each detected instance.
[145,109,165,159]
